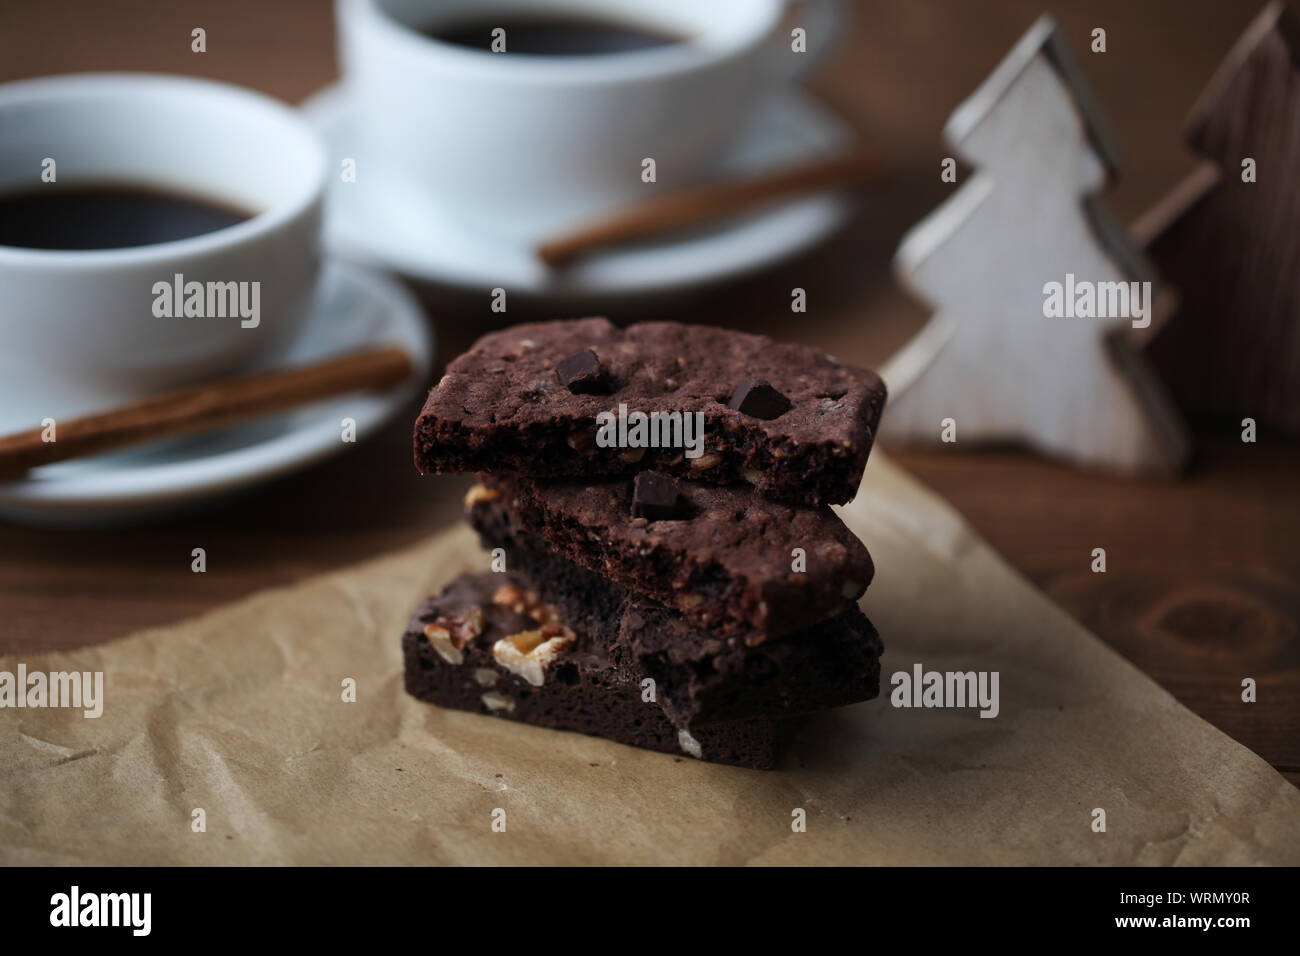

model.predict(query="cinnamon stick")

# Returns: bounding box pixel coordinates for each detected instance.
[0,346,414,479]
[536,149,881,268]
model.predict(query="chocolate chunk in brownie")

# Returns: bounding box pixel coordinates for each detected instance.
[468,490,884,728]
[402,572,777,769]
[554,348,607,394]
[631,470,682,521]
[413,317,886,507]
[729,379,792,420]
[478,473,874,646]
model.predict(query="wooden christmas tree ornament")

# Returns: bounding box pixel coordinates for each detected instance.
[882,16,1190,475]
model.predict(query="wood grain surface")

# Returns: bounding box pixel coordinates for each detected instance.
[1,0,1295,787]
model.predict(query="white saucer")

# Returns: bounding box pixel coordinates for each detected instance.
[0,261,432,525]
[301,83,855,298]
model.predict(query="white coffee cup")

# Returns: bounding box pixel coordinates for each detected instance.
[336,0,839,241]
[0,73,327,431]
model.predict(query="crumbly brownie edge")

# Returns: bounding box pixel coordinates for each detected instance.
[415,413,868,506]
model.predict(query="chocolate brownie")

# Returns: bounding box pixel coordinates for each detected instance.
[402,572,778,769]
[476,473,874,645]
[468,487,884,728]
[414,318,887,507]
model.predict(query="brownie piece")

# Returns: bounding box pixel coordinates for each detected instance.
[402,572,778,769]
[476,473,874,645]
[414,318,886,507]
[468,487,884,728]
[621,602,882,729]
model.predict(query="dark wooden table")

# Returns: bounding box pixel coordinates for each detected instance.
[2,0,1296,787]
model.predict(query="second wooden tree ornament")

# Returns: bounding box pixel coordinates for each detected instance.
[1136,1,1300,438]
[881,16,1190,476]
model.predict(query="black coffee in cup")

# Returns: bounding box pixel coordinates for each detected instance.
[426,13,686,56]
[0,184,252,251]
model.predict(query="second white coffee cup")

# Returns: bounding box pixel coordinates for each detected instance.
[337,0,823,241]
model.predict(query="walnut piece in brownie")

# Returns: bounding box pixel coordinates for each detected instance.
[413,317,886,507]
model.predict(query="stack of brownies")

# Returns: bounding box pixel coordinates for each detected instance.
[403,318,888,769]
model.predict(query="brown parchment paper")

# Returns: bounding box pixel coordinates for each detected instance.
[2,454,1298,865]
